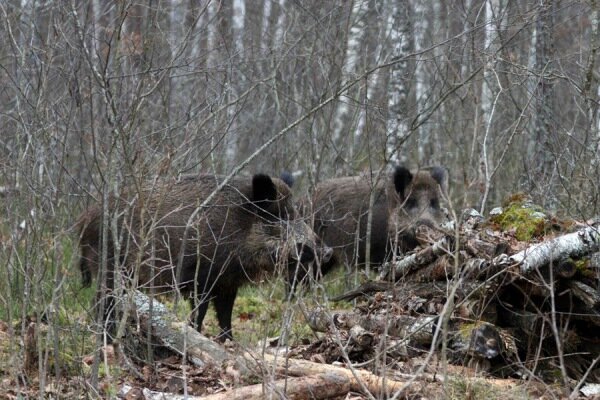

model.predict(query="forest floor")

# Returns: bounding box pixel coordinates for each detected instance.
[0,284,585,400]
[0,318,574,400]
[1,196,599,399]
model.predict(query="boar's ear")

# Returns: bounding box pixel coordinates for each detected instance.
[393,166,413,198]
[252,174,278,208]
[430,166,448,192]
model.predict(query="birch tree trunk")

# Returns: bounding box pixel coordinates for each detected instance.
[479,0,504,214]
[386,0,414,164]
[332,0,362,152]
[413,0,431,163]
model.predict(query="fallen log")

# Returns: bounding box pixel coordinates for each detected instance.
[305,306,514,364]
[380,225,600,286]
[126,287,547,395]
[131,290,428,398]
[380,236,452,281]
[322,211,600,384]
[306,307,436,345]
[333,280,501,308]
[130,290,248,374]
[256,354,429,397]
[510,225,600,274]
[568,280,600,309]
[198,373,352,400]
[121,373,354,400]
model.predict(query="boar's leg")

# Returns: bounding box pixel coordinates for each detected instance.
[79,249,93,288]
[213,286,238,342]
[192,295,211,332]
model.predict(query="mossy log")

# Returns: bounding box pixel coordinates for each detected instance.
[510,225,600,274]
[381,222,599,284]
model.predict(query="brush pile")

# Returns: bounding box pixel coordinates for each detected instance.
[300,195,600,384]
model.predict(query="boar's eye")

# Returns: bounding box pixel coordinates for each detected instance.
[430,198,439,209]
[405,198,417,209]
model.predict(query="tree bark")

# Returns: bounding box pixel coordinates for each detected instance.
[509,225,600,274]
[380,236,452,281]
[131,290,243,371]
[121,373,353,400]
[198,373,352,400]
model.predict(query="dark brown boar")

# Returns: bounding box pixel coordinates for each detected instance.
[77,173,331,341]
[310,166,447,276]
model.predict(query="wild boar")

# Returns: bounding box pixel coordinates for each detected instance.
[309,166,447,277]
[77,173,332,341]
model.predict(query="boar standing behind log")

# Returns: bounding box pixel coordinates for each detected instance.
[309,166,447,277]
[77,174,332,341]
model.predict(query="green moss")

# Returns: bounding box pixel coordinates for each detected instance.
[574,259,589,272]
[458,322,478,341]
[489,195,548,241]
[574,259,595,279]
[489,194,581,242]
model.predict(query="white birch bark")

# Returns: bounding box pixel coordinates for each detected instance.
[510,226,600,274]
[480,0,501,128]
[525,22,538,160]
[386,0,412,164]
[351,1,381,156]
[332,0,364,145]
[224,0,244,167]
[479,0,504,214]
[274,0,287,48]
[413,1,428,162]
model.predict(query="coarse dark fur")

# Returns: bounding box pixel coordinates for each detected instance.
[309,166,447,276]
[77,174,330,341]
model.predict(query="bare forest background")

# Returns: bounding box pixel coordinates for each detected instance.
[0,0,599,395]
[2,0,600,217]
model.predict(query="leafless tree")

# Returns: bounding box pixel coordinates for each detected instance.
[0,0,598,396]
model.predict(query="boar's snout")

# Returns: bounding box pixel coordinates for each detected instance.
[321,245,334,263]
[283,219,334,296]
[414,217,437,229]
[291,226,333,265]
[285,219,322,264]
